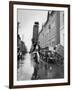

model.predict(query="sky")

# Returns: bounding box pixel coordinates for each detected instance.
[17,9,48,51]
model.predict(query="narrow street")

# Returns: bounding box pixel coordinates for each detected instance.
[17,10,64,81]
[17,53,35,80]
[17,52,64,81]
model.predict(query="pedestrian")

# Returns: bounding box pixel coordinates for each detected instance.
[34,65,38,79]
[34,53,39,64]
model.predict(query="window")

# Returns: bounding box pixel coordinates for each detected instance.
[49,24,51,29]
[49,24,51,32]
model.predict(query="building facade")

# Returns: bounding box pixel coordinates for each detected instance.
[32,22,39,45]
[38,11,64,48]
[30,22,39,53]
[60,11,64,46]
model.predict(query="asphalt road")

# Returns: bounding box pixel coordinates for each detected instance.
[17,53,64,81]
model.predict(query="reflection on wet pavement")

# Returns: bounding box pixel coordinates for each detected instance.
[17,53,34,80]
[17,53,64,81]
[38,59,64,79]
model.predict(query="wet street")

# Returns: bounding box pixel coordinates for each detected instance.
[17,53,35,80]
[17,53,64,81]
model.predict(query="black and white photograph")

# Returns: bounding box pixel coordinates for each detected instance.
[9,1,70,88]
[17,9,64,80]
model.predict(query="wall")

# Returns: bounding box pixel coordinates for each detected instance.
[60,11,64,46]
[0,0,72,90]
[39,11,60,48]
[33,22,39,44]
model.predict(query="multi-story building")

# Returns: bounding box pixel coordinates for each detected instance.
[30,22,39,52]
[38,11,64,48]
[32,22,39,45]
[60,11,64,46]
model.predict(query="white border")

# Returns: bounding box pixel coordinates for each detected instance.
[13,4,68,85]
